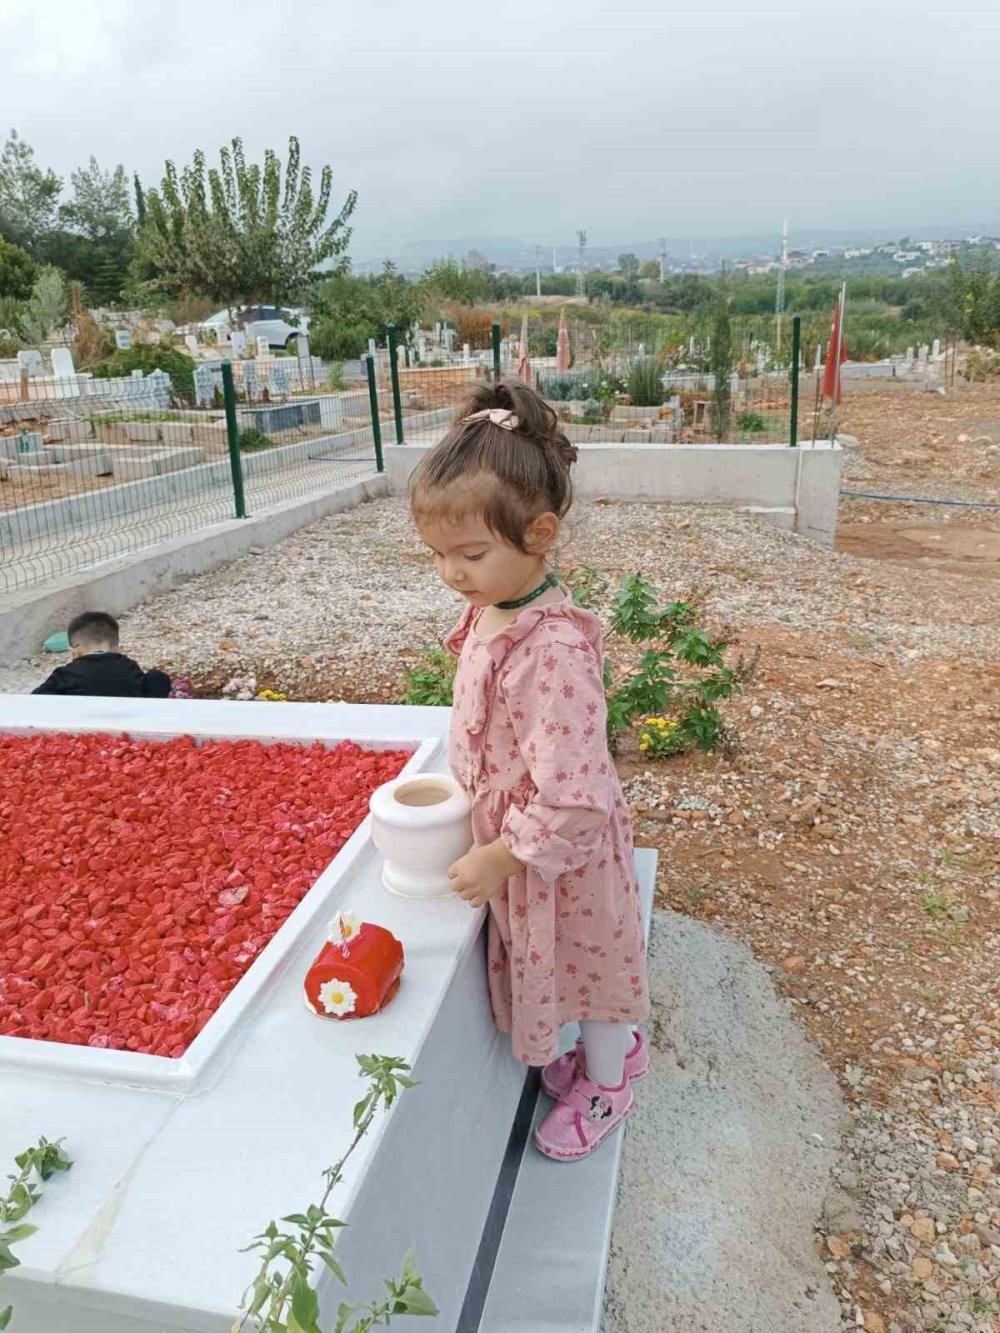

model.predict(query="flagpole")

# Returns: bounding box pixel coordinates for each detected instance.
[830,282,846,442]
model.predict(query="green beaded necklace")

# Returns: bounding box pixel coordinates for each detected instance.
[494,571,560,611]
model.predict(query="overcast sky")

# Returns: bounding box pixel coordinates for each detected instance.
[3,0,998,263]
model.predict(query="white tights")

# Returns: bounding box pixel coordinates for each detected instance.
[580,1020,633,1088]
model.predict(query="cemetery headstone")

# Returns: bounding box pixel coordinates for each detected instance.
[184,334,200,357]
[115,330,133,351]
[230,330,248,357]
[368,338,378,359]
[271,362,292,395]
[256,336,270,359]
[194,365,217,407]
[918,344,929,362]
[295,334,310,362]
[243,361,260,397]
[16,349,43,374]
[932,338,941,359]
[51,347,76,378]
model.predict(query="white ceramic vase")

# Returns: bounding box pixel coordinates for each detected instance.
[369,773,473,899]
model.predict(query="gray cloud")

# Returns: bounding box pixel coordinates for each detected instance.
[3,0,998,263]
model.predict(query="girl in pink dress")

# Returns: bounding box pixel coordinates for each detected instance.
[409,379,650,1161]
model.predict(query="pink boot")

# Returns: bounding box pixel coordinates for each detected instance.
[540,1029,648,1101]
[533,1074,634,1161]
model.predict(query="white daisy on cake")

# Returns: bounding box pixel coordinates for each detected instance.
[327,910,361,949]
[317,978,358,1017]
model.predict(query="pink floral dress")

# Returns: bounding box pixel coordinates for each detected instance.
[446,595,650,1066]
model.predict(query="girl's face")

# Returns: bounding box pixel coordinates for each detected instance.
[417,511,557,609]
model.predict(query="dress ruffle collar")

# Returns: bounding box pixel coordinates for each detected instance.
[445,592,602,669]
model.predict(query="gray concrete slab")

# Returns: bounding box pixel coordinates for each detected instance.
[477,851,656,1333]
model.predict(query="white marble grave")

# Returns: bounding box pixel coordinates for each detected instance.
[50,347,75,379]
[0,697,530,1333]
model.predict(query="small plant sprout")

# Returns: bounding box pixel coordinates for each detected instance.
[235,1054,436,1333]
[1,1137,73,1331]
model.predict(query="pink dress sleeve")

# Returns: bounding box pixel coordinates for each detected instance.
[498,628,614,881]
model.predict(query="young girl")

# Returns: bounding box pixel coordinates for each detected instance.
[409,380,650,1162]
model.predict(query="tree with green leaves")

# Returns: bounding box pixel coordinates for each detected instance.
[618,252,640,275]
[422,258,489,306]
[21,265,68,344]
[945,249,1000,346]
[0,235,36,300]
[0,129,63,253]
[44,157,136,305]
[60,157,133,241]
[710,271,733,442]
[134,136,357,309]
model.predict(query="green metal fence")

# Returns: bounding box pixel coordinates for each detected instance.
[0,360,385,596]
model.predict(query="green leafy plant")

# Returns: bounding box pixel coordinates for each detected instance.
[637,715,684,758]
[326,361,346,392]
[21,265,67,344]
[625,357,664,407]
[235,1054,435,1333]
[91,343,196,398]
[239,427,275,452]
[736,410,765,432]
[310,321,370,362]
[1,1137,73,1330]
[920,889,951,920]
[402,648,456,707]
[604,574,749,755]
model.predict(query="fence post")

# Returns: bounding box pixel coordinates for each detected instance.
[221,362,247,518]
[789,314,801,449]
[491,321,502,381]
[365,354,384,473]
[386,323,404,445]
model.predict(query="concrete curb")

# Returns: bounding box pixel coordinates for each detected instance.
[0,474,388,664]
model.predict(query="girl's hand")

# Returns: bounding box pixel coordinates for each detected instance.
[448,840,523,909]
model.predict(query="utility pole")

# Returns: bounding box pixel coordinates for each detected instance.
[534,244,543,298]
[775,217,788,352]
[551,246,557,273]
[576,229,587,299]
[658,236,667,282]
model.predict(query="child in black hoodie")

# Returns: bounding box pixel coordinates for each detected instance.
[32,611,171,698]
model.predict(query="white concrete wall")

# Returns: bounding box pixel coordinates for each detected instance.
[386,440,842,549]
[0,476,389,663]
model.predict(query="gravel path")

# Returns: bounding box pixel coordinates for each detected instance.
[3,496,996,697]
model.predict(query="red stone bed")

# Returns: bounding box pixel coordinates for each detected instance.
[0,732,408,1057]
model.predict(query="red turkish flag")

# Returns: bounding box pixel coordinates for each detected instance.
[821,299,848,404]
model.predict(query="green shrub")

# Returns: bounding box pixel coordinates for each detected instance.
[604,573,747,755]
[402,647,456,706]
[326,360,346,392]
[91,344,196,398]
[238,427,274,452]
[736,410,766,432]
[626,357,664,406]
[309,319,371,361]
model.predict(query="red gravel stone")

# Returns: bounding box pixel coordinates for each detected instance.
[0,733,408,1058]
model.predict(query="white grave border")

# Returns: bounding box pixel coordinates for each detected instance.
[0,719,441,1092]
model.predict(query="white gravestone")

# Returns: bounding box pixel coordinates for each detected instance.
[271,362,292,395]
[115,330,133,351]
[932,338,941,359]
[295,334,310,362]
[50,347,75,378]
[16,349,43,374]
[184,334,200,357]
[230,330,248,357]
[193,365,217,407]
[256,336,270,360]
